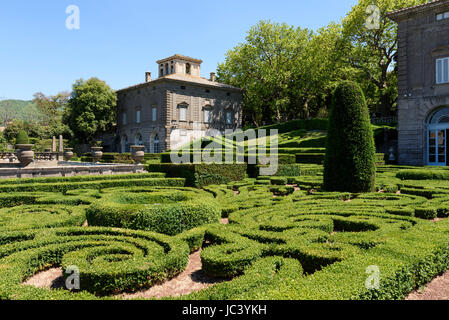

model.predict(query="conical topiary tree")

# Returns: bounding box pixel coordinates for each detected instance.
[323,81,376,193]
[15,130,30,145]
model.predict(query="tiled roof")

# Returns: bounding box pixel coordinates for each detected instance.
[388,0,449,20]
[116,73,241,93]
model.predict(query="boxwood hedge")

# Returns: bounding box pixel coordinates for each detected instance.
[86,189,221,235]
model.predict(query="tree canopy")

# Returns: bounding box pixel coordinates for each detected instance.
[63,78,117,145]
[341,0,428,116]
[33,92,70,125]
[217,0,428,126]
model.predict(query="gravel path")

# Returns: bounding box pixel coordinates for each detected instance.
[23,267,65,289]
[23,250,225,299]
[406,270,449,300]
[119,250,224,299]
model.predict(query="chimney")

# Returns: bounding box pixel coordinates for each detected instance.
[145,72,152,83]
[210,72,216,82]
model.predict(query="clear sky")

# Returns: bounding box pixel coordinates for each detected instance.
[0,0,358,100]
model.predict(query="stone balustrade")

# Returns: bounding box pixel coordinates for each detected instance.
[0,152,18,162]
[0,152,59,164]
[34,152,59,162]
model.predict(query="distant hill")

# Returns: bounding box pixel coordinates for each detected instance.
[0,100,44,125]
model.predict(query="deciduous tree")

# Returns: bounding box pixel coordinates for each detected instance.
[63,78,117,145]
[341,0,427,116]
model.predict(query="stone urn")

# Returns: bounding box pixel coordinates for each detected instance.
[131,145,145,164]
[63,148,74,161]
[91,147,103,163]
[16,144,34,167]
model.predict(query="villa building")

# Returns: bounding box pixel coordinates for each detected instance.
[115,54,243,153]
[389,0,449,165]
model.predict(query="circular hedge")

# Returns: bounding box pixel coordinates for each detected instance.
[86,189,221,235]
[0,205,86,231]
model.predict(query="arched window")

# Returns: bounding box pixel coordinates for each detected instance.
[154,135,160,154]
[427,107,449,165]
[160,65,164,76]
[136,133,143,146]
[165,64,169,75]
[186,63,191,75]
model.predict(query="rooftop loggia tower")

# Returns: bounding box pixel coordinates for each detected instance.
[156,54,203,78]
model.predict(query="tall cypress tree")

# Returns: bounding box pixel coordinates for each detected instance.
[323,81,376,193]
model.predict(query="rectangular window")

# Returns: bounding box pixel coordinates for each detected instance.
[136,110,141,124]
[437,11,449,21]
[152,108,157,121]
[436,57,449,84]
[180,107,187,121]
[204,109,211,123]
[226,111,232,124]
[122,113,127,125]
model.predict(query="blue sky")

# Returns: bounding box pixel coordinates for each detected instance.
[0,0,358,100]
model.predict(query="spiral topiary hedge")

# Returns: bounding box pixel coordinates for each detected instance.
[0,227,189,298]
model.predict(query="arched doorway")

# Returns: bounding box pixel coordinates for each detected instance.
[427,107,449,165]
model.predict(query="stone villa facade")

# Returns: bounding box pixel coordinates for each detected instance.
[115,55,243,153]
[389,0,449,165]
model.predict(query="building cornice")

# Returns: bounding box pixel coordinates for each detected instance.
[116,76,242,94]
[388,0,449,22]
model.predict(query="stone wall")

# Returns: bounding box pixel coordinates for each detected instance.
[395,4,449,165]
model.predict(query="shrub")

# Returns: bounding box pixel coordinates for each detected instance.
[270,177,288,185]
[295,153,324,164]
[258,119,329,133]
[0,205,86,231]
[323,81,376,193]
[146,163,247,187]
[15,130,29,145]
[414,207,437,220]
[397,170,449,181]
[0,177,185,193]
[86,190,221,235]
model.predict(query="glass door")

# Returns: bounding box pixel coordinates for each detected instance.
[428,130,446,165]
